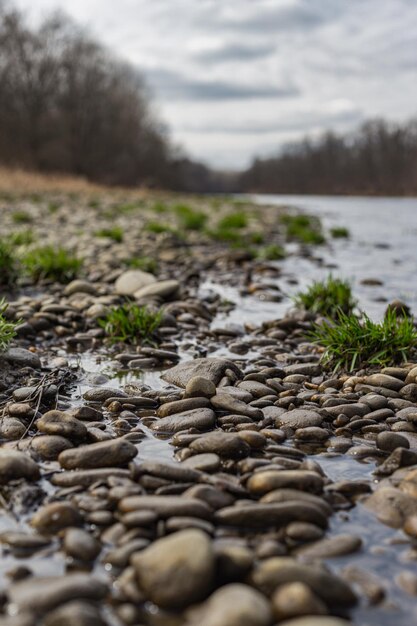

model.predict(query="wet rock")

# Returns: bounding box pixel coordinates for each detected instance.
[189,432,251,459]
[162,358,242,388]
[42,600,107,626]
[32,435,73,460]
[251,557,357,607]
[83,388,128,402]
[0,417,26,440]
[364,487,417,527]
[132,529,215,609]
[119,495,212,519]
[51,468,130,487]
[376,431,410,453]
[150,408,216,434]
[211,393,263,420]
[238,380,275,398]
[0,531,50,551]
[63,528,101,562]
[157,397,211,417]
[184,377,216,399]
[182,453,220,472]
[272,582,328,620]
[58,439,137,469]
[286,522,325,542]
[284,363,321,376]
[64,279,98,296]
[31,502,83,534]
[400,384,417,402]
[134,279,179,300]
[8,574,107,615]
[365,374,404,391]
[0,450,40,484]
[295,534,362,558]
[375,447,417,476]
[3,347,41,369]
[186,583,272,626]
[294,427,329,442]
[276,409,323,429]
[247,470,324,495]
[215,502,328,529]
[115,269,156,295]
[37,411,87,441]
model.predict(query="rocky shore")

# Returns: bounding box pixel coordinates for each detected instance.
[0,188,417,626]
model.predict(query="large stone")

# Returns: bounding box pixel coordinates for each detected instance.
[151,408,216,434]
[118,495,212,519]
[3,347,41,369]
[162,358,242,388]
[247,470,324,495]
[132,529,215,609]
[186,584,272,626]
[0,450,40,484]
[189,432,250,459]
[58,439,137,470]
[42,600,107,626]
[36,410,87,441]
[364,486,417,528]
[215,502,328,529]
[115,270,156,295]
[31,502,83,534]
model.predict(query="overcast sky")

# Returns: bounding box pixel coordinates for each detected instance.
[14,0,417,169]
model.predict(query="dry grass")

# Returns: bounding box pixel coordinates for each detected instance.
[0,166,149,199]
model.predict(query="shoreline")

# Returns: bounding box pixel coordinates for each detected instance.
[0,189,416,625]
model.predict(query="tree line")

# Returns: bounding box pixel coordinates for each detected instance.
[0,1,181,187]
[239,119,417,196]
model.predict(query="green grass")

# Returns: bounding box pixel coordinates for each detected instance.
[207,227,244,246]
[0,238,18,286]
[12,210,32,224]
[125,256,158,273]
[310,308,417,371]
[294,276,356,318]
[218,212,248,230]
[330,226,350,238]
[7,230,36,246]
[281,214,325,245]
[257,244,286,261]
[22,246,82,283]
[0,300,20,352]
[98,302,162,345]
[151,201,169,213]
[145,221,181,237]
[95,226,124,242]
[47,202,60,214]
[174,204,207,231]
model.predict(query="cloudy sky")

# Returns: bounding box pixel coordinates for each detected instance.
[15,0,417,168]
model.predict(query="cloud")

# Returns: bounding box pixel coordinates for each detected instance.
[145,68,299,101]
[195,42,276,64]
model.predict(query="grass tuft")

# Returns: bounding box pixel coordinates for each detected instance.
[95,226,124,242]
[174,204,207,231]
[281,213,325,245]
[330,226,350,238]
[218,212,247,230]
[98,302,162,345]
[12,210,32,224]
[7,230,36,246]
[0,299,20,351]
[309,308,417,371]
[22,246,82,283]
[125,256,158,273]
[257,244,286,261]
[294,276,356,318]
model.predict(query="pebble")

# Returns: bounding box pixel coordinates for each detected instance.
[134,279,179,300]
[247,470,324,495]
[216,502,328,529]
[189,432,251,459]
[3,347,41,369]
[114,269,156,295]
[63,528,101,562]
[0,450,40,484]
[8,574,108,614]
[37,410,87,441]
[295,534,362,558]
[276,409,323,429]
[31,435,73,460]
[272,582,328,620]
[162,358,242,387]
[133,529,215,609]
[42,600,107,626]
[184,376,217,398]
[31,502,83,534]
[186,583,272,626]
